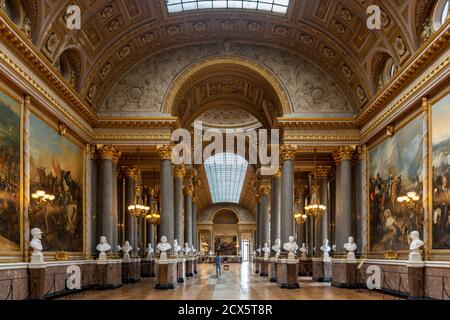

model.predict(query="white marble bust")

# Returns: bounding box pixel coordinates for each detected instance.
[256,247,262,256]
[184,242,192,255]
[119,241,133,261]
[147,243,154,259]
[157,236,172,261]
[173,239,181,256]
[30,228,44,264]
[96,236,111,261]
[344,236,357,261]
[320,239,331,261]
[299,243,307,259]
[283,236,299,261]
[262,243,271,259]
[409,231,424,262]
[272,239,281,259]
[209,250,214,256]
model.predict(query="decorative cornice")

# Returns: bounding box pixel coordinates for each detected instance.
[95,117,180,129]
[276,118,356,129]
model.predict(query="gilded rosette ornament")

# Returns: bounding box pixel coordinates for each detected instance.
[280,144,297,161]
[157,144,173,160]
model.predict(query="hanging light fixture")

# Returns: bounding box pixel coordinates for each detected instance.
[146,196,160,225]
[294,199,308,225]
[128,148,150,218]
[304,149,327,217]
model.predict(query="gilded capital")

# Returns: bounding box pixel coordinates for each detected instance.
[332,150,342,164]
[184,184,194,197]
[339,146,355,161]
[174,165,186,179]
[317,166,332,178]
[421,97,429,113]
[274,167,282,177]
[357,145,367,161]
[24,95,31,108]
[112,150,122,165]
[259,184,271,196]
[86,144,97,160]
[98,145,116,160]
[125,166,139,180]
[157,144,173,160]
[280,144,297,161]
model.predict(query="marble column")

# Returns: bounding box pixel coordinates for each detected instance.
[335,147,354,256]
[280,145,296,245]
[158,145,175,247]
[184,184,194,247]
[356,145,368,256]
[111,151,121,254]
[422,97,430,258]
[318,168,330,249]
[125,167,138,249]
[99,146,115,250]
[146,187,156,249]
[298,188,307,246]
[87,145,98,256]
[192,196,198,249]
[256,193,262,250]
[173,165,185,245]
[270,170,281,245]
[332,151,342,247]
[260,184,271,247]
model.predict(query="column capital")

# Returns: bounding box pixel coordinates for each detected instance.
[157,144,173,160]
[259,184,271,197]
[183,184,194,197]
[332,149,342,164]
[421,97,429,113]
[317,166,333,178]
[86,144,97,160]
[97,145,116,160]
[24,95,32,108]
[174,165,186,179]
[357,144,368,161]
[112,150,122,166]
[339,146,356,161]
[125,166,139,180]
[280,144,297,161]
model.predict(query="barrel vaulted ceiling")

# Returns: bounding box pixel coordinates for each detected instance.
[25,0,432,117]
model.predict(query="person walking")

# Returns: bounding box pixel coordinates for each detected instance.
[215,253,222,278]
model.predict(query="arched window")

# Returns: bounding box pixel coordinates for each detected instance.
[166,0,290,14]
[433,0,449,30]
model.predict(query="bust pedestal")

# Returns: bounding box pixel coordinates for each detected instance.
[177,258,187,283]
[141,258,155,277]
[276,258,300,289]
[298,258,313,277]
[122,258,141,283]
[96,259,122,290]
[155,259,178,290]
[331,259,358,288]
[254,257,261,274]
[194,257,198,274]
[312,257,332,282]
[407,261,425,300]
[28,263,46,300]
[186,257,195,277]
[260,258,269,277]
[269,258,278,282]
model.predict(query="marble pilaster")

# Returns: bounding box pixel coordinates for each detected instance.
[158,145,175,247]
[280,145,296,245]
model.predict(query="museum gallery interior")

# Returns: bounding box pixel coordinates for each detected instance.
[0,0,449,301]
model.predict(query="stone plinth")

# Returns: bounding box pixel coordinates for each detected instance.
[269,258,277,282]
[194,257,198,274]
[122,259,141,283]
[28,264,46,300]
[155,259,178,290]
[276,259,300,289]
[186,258,195,277]
[312,258,332,282]
[260,259,269,277]
[96,260,122,290]
[331,259,358,288]
[298,259,313,277]
[177,258,187,283]
[407,262,424,300]
[254,257,261,274]
[141,259,155,277]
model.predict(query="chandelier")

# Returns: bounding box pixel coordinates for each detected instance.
[304,149,327,217]
[31,190,55,206]
[145,200,160,225]
[294,199,308,225]
[128,185,150,218]
[397,192,422,214]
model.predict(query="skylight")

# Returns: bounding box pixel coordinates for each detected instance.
[166,0,290,14]
[204,153,249,204]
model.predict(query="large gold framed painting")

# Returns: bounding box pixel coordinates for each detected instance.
[29,113,84,253]
[0,91,21,254]
[432,93,450,250]
[369,116,423,252]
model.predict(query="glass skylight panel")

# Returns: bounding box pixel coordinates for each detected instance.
[166,0,290,14]
[204,153,248,204]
